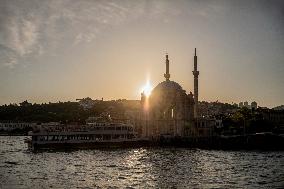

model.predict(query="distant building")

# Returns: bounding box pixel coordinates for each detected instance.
[19,100,32,107]
[259,109,284,133]
[76,97,96,109]
[244,101,250,108]
[198,101,238,117]
[251,101,257,109]
[239,101,257,109]
[272,105,284,110]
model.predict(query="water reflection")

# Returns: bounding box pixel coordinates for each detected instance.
[0,136,283,188]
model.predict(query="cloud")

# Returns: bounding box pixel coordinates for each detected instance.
[0,44,18,68]
[0,0,42,67]
[0,0,194,68]
[9,19,38,56]
[0,0,136,68]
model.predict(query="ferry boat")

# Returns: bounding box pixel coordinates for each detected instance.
[25,117,149,150]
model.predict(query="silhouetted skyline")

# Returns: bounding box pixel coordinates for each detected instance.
[0,0,283,108]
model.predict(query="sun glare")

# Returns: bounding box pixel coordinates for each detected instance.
[142,80,152,97]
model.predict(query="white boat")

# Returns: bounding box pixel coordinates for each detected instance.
[26,118,150,150]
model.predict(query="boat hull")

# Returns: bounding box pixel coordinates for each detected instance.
[30,140,153,150]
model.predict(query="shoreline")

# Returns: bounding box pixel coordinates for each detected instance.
[2,133,284,151]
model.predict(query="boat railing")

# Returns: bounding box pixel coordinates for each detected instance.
[30,123,136,136]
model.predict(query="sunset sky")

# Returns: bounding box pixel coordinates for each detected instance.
[0,0,283,108]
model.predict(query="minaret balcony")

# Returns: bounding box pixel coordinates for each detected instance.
[192,71,199,76]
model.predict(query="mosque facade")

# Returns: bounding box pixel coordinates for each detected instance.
[140,49,200,138]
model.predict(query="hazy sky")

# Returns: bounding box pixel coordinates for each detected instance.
[0,0,283,108]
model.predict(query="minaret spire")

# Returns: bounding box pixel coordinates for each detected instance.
[192,48,199,118]
[164,53,170,81]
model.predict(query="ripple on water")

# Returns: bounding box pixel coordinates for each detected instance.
[4,161,19,165]
[0,136,284,188]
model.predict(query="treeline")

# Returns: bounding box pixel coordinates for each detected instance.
[199,101,238,116]
[0,100,279,135]
[0,101,130,123]
[218,107,274,135]
[198,101,276,134]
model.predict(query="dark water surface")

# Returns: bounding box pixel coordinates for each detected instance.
[0,136,283,188]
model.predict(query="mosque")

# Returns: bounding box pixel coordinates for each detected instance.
[139,49,210,139]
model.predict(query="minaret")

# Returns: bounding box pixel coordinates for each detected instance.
[192,48,199,118]
[164,54,170,81]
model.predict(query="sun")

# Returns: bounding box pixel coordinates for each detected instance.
[142,80,152,97]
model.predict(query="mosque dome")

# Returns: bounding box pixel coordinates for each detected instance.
[150,79,187,109]
[152,80,183,93]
